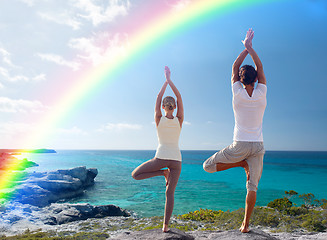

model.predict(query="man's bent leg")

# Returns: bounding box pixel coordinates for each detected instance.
[240,191,256,233]
[203,152,220,173]
[216,160,247,172]
[203,142,248,173]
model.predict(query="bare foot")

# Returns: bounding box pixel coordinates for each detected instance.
[162,223,169,232]
[163,169,170,186]
[241,160,250,181]
[239,222,250,233]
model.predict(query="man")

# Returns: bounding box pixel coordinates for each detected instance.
[203,29,267,233]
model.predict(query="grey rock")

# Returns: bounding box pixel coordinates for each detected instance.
[6,214,23,223]
[37,178,82,192]
[95,204,130,218]
[84,168,98,187]
[190,229,278,240]
[45,203,130,225]
[15,184,52,207]
[13,166,98,207]
[113,229,278,240]
[113,228,194,240]
[57,166,88,182]
[29,172,46,178]
[88,168,98,176]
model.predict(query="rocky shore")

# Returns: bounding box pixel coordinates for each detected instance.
[0,165,130,236]
[113,228,327,240]
[1,214,326,239]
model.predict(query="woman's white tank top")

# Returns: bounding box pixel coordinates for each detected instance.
[154,116,182,161]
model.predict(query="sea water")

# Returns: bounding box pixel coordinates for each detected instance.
[24,150,327,217]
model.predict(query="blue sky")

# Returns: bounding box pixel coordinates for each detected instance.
[0,0,326,151]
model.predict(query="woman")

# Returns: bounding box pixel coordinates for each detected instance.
[131,66,184,232]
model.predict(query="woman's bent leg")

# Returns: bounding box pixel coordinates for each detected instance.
[132,158,181,232]
[163,160,181,231]
[131,158,167,180]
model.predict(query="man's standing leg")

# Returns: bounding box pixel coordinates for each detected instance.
[240,146,264,233]
[240,190,256,233]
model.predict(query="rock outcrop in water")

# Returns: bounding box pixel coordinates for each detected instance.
[13,166,98,207]
[0,201,130,228]
[44,203,130,225]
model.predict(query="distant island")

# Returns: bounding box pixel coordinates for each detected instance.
[0,149,56,154]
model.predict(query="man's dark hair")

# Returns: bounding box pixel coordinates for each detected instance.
[239,65,257,85]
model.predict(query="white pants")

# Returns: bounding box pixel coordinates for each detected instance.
[203,141,265,192]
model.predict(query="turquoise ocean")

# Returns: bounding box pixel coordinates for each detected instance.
[24,150,327,217]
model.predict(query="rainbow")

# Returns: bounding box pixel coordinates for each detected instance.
[0,153,29,204]
[20,0,267,147]
[2,0,268,203]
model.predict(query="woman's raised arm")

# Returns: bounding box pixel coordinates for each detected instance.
[155,80,168,126]
[165,66,184,126]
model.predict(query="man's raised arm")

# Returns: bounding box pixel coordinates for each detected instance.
[231,49,248,84]
[243,29,266,85]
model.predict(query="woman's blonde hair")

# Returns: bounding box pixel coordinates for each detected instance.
[163,96,176,110]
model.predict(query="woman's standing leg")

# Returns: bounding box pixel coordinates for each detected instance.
[163,160,181,232]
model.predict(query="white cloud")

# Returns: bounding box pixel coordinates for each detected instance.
[69,32,128,66]
[0,48,14,67]
[57,126,87,135]
[0,97,47,113]
[37,53,80,71]
[0,122,37,145]
[98,122,142,131]
[20,0,37,7]
[32,73,47,81]
[0,67,46,83]
[184,121,191,125]
[0,121,33,135]
[170,0,191,11]
[0,47,45,84]
[37,11,82,30]
[73,0,131,26]
[0,66,30,82]
[36,0,130,30]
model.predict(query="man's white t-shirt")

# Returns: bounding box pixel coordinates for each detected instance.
[232,81,267,142]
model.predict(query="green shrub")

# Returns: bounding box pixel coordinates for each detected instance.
[302,219,326,232]
[251,207,280,227]
[285,190,298,199]
[321,199,327,209]
[178,208,224,222]
[299,193,315,208]
[267,197,293,212]
[284,206,308,216]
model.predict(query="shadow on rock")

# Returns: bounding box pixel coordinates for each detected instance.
[191,229,278,240]
[113,228,194,240]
